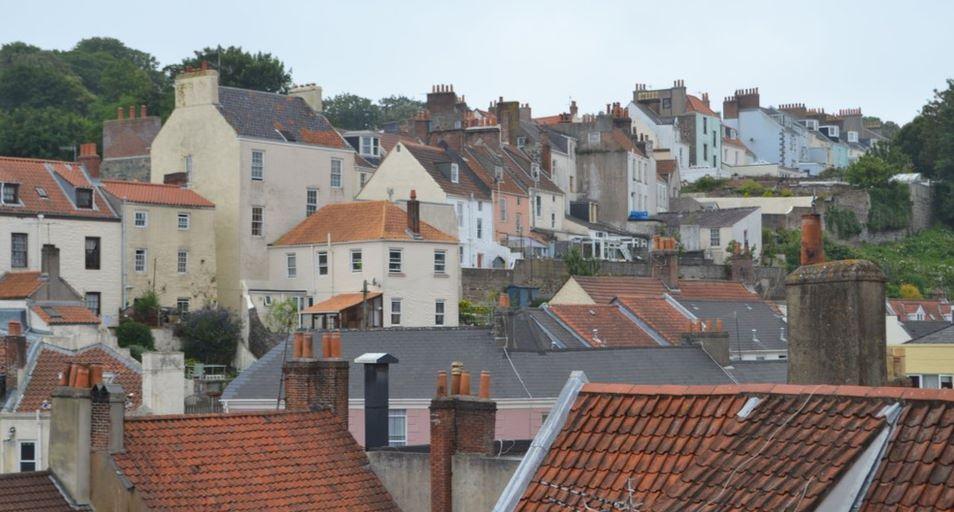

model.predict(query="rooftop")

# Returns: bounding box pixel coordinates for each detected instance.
[402,142,491,200]
[216,86,348,149]
[546,304,661,347]
[31,304,99,325]
[906,324,954,344]
[0,471,81,511]
[101,180,214,208]
[0,156,117,220]
[567,276,760,304]
[0,271,43,299]
[656,206,760,228]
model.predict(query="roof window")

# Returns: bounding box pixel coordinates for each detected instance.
[76,188,93,209]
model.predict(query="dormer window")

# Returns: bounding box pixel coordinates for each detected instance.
[76,188,93,209]
[1,183,20,204]
[494,165,503,180]
[450,163,459,183]
[531,163,541,180]
[360,136,379,157]
[516,137,527,149]
[847,131,859,143]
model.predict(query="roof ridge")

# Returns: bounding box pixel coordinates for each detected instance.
[101,180,186,189]
[581,383,954,402]
[0,155,77,165]
[125,408,329,422]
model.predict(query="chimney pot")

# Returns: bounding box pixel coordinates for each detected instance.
[140,104,147,118]
[478,371,491,399]
[8,320,21,337]
[459,371,471,396]
[330,331,342,358]
[74,364,90,389]
[450,363,462,395]
[436,370,448,397]
[89,364,104,386]
[293,334,303,359]
[116,107,124,120]
[300,332,313,358]
[58,364,70,386]
[321,332,332,358]
[128,105,135,119]
[800,213,824,265]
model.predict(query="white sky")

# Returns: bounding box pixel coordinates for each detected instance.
[5,0,952,124]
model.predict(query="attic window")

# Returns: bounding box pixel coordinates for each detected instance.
[76,188,93,209]
[450,163,459,183]
[41,306,62,319]
[35,186,48,199]
[1,183,20,204]
[276,129,297,142]
[360,136,379,157]
[516,137,527,149]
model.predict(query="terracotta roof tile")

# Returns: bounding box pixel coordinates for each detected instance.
[570,276,668,304]
[889,300,953,322]
[31,305,100,325]
[273,200,456,246]
[547,305,660,347]
[101,180,214,208]
[0,156,117,220]
[0,271,43,299]
[657,159,677,175]
[0,471,77,511]
[303,292,382,314]
[686,94,719,117]
[615,295,691,343]
[17,344,140,412]
[112,410,398,511]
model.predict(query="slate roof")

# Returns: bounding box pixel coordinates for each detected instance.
[656,206,759,228]
[501,145,564,194]
[906,324,954,344]
[101,180,214,208]
[462,144,526,196]
[547,305,660,347]
[402,142,491,200]
[272,200,456,246]
[516,383,954,511]
[216,86,348,149]
[0,156,117,220]
[0,271,43,299]
[112,410,398,511]
[903,321,953,340]
[0,471,81,511]
[676,299,788,354]
[221,328,734,402]
[724,360,789,383]
[506,309,589,351]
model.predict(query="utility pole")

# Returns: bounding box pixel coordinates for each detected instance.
[361,279,369,330]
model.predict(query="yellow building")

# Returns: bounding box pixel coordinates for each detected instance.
[890,325,954,388]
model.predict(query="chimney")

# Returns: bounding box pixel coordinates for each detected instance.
[430,363,496,512]
[174,67,220,108]
[569,100,578,118]
[355,353,399,449]
[407,189,421,235]
[49,363,97,505]
[702,92,710,108]
[90,378,125,454]
[650,236,679,290]
[413,111,431,140]
[494,99,521,147]
[283,331,321,411]
[540,135,552,175]
[800,213,824,265]
[729,246,754,284]
[684,319,730,366]
[77,142,101,178]
[735,87,760,110]
[140,104,147,118]
[518,103,531,122]
[2,320,27,393]
[786,219,887,385]
[116,107,124,120]
[141,352,185,415]
[128,105,136,120]
[41,244,61,282]
[723,96,739,120]
[289,83,324,113]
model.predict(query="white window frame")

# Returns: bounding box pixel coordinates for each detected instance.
[450,163,459,183]
[286,253,297,278]
[251,207,264,237]
[331,158,342,188]
[388,409,407,447]
[317,250,328,276]
[251,150,264,181]
[456,202,464,227]
[360,136,379,157]
[177,298,190,314]
[476,217,483,239]
[909,374,923,388]
[18,440,36,472]
[177,212,190,230]
[306,188,318,216]
[434,250,447,274]
[350,249,362,273]
[177,250,188,274]
[134,210,148,228]
[710,228,721,247]
[134,248,147,273]
[435,299,445,326]
[388,248,403,274]
[390,298,402,325]
[499,198,507,221]
[941,375,954,389]
[535,195,542,217]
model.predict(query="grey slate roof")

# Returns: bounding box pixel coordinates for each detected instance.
[724,360,789,384]
[217,86,346,148]
[655,207,759,229]
[222,327,734,402]
[675,299,788,355]
[902,321,952,340]
[906,324,954,344]
[507,309,588,351]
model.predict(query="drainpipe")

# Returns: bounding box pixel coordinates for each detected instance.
[120,199,128,308]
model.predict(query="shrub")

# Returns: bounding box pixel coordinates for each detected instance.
[563,246,600,276]
[132,290,160,324]
[825,206,862,239]
[737,179,766,197]
[868,182,911,232]
[899,283,924,299]
[116,320,154,351]
[682,176,728,193]
[175,306,241,365]
[126,344,148,362]
[459,299,492,326]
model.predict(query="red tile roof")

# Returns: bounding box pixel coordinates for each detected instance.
[686,94,719,117]
[614,295,691,343]
[889,299,952,322]
[0,156,117,220]
[533,114,567,126]
[113,410,398,511]
[273,200,456,246]
[462,145,525,196]
[0,271,43,299]
[656,158,677,175]
[101,180,214,208]
[517,383,954,512]
[31,304,100,325]
[570,277,760,304]
[303,292,382,314]
[0,471,76,512]
[547,305,659,347]
[17,344,140,412]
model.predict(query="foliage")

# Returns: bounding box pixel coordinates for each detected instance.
[563,246,601,276]
[899,283,924,299]
[166,45,291,93]
[459,299,492,326]
[174,307,241,365]
[818,167,844,180]
[682,176,729,193]
[867,182,911,232]
[323,93,379,130]
[126,344,148,363]
[132,290,160,322]
[0,107,94,159]
[737,179,766,197]
[116,320,155,351]
[825,206,863,239]
[378,95,425,125]
[844,154,899,189]
[264,298,299,334]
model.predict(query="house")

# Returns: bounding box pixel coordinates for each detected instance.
[689,195,814,231]
[496,379,954,511]
[632,80,722,169]
[357,141,514,268]
[255,196,460,329]
[722,126,757,166]
[100,104,162,182]
[723,88,810,169]
[656,206,762,263]
[461,143,531,248]
[342,129,383,190]
[150,66,359,311]
[0,150,121,325]
[894,324,954,388]
[100,180,216,312]
[0,271,105,346]
[888,299,953,323]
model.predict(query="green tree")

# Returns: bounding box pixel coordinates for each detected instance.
[175,307,242,365]
[0,62,93,112]
[563,246,601,276]
[843,154,898,189]
[0,107,93,158]
[116,320,155,362]
[323,93,380,129]
[167,45,291,93]
[265,298,299,335]
[378,95,424,124]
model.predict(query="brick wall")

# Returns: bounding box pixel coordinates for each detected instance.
[317,359,349,430]
[283,360,319,411]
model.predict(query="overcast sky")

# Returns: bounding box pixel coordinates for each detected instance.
[5,0,952,124]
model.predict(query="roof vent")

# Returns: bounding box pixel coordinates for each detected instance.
[751,329,760,343]
[737,396,761,418]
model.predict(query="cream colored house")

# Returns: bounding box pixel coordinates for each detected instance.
[150,68,359,311]
[252,199,460,329]
[101,180,216,312]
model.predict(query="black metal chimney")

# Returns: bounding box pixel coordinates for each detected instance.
[354,353,399,449]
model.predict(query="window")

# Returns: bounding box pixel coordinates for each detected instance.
[389,248,402,273]
[588,132,600,144]
[264,295,273,307]
[531,163,540,180]
[360,136,379,157]
[703,143,709,162]
[18,441,36,472]
[177,298,190,314]
[84,292,101,316]
[499,198,507,220]
[516,137,527,148]
[306,188,318,215]
[450,163,459,183]
[35,187,47,199]
[177,212,190,230]
[516,213,523,232]
[135,249,146,273]
[476,218,483,239]
[456,202,464,226]
[85,237,100,269]
[331,159,342,188]
[177,250,188,273]
[942,376,954,389]
[351,249,362,272]
[2,183,19,204]
[910,375,923,388]
[317,251,328,275]
[662,98,672,109]
[251,207,263,236]
[251,150,264,180]
[134,211,148,228]
[388,409,407,447]
[76,188,93,209]
[709,228,720,246]
[434,250,446,273]
[535,195,542,217]
[390,298,402,325]
[435,299,445,326]
[11,233,27,268]
[551,213,556,228]
[703,117,708,134]
[477,201,483,212]
[286,253,297,278]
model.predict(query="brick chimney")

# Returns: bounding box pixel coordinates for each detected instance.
[282,331,349,430]
[723,96,739,120]
[407,189,421,235]
[540,135,552,175]
[2,320,26,394]
[413,111,431,141]
[77,142,101,179]
[650,236,679,290]
[684,319,730,366]
[494,98,521,147]
[735,88,760,110]
[430,363,496,512]
[90,374,125,454]
[569,100,578,119]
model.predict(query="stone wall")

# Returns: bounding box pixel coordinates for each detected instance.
[100,157,151,182]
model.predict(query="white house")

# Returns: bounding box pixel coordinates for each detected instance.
[657,207,762,264]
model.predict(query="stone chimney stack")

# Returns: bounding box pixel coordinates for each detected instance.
[407,189,421,235]
[289,83,324,113]
[141,352,185,415]
[174,67,220,108]
[77,142,101,179]
[2,320,27,393]
[49,363,96,505]
[494,98,521,147]
[569,100,578,119]
[430,364,497,512]
[650,236,680,290]
[41,244,61,282]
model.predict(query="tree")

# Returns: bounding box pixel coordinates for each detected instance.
[323,93,380,130]
[175,307,242,365]
[0,107,93,158]
[116,320,155,361]
[899,283,924,299]
[564,246,601,276]
[265,298,299,335]
[378,95,424,124]
[843,154,898,189]
[167,45,291,93]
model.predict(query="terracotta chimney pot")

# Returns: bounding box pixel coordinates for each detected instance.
[478,371,491,399]
[459,371,471,396]
[436,371,448,398]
